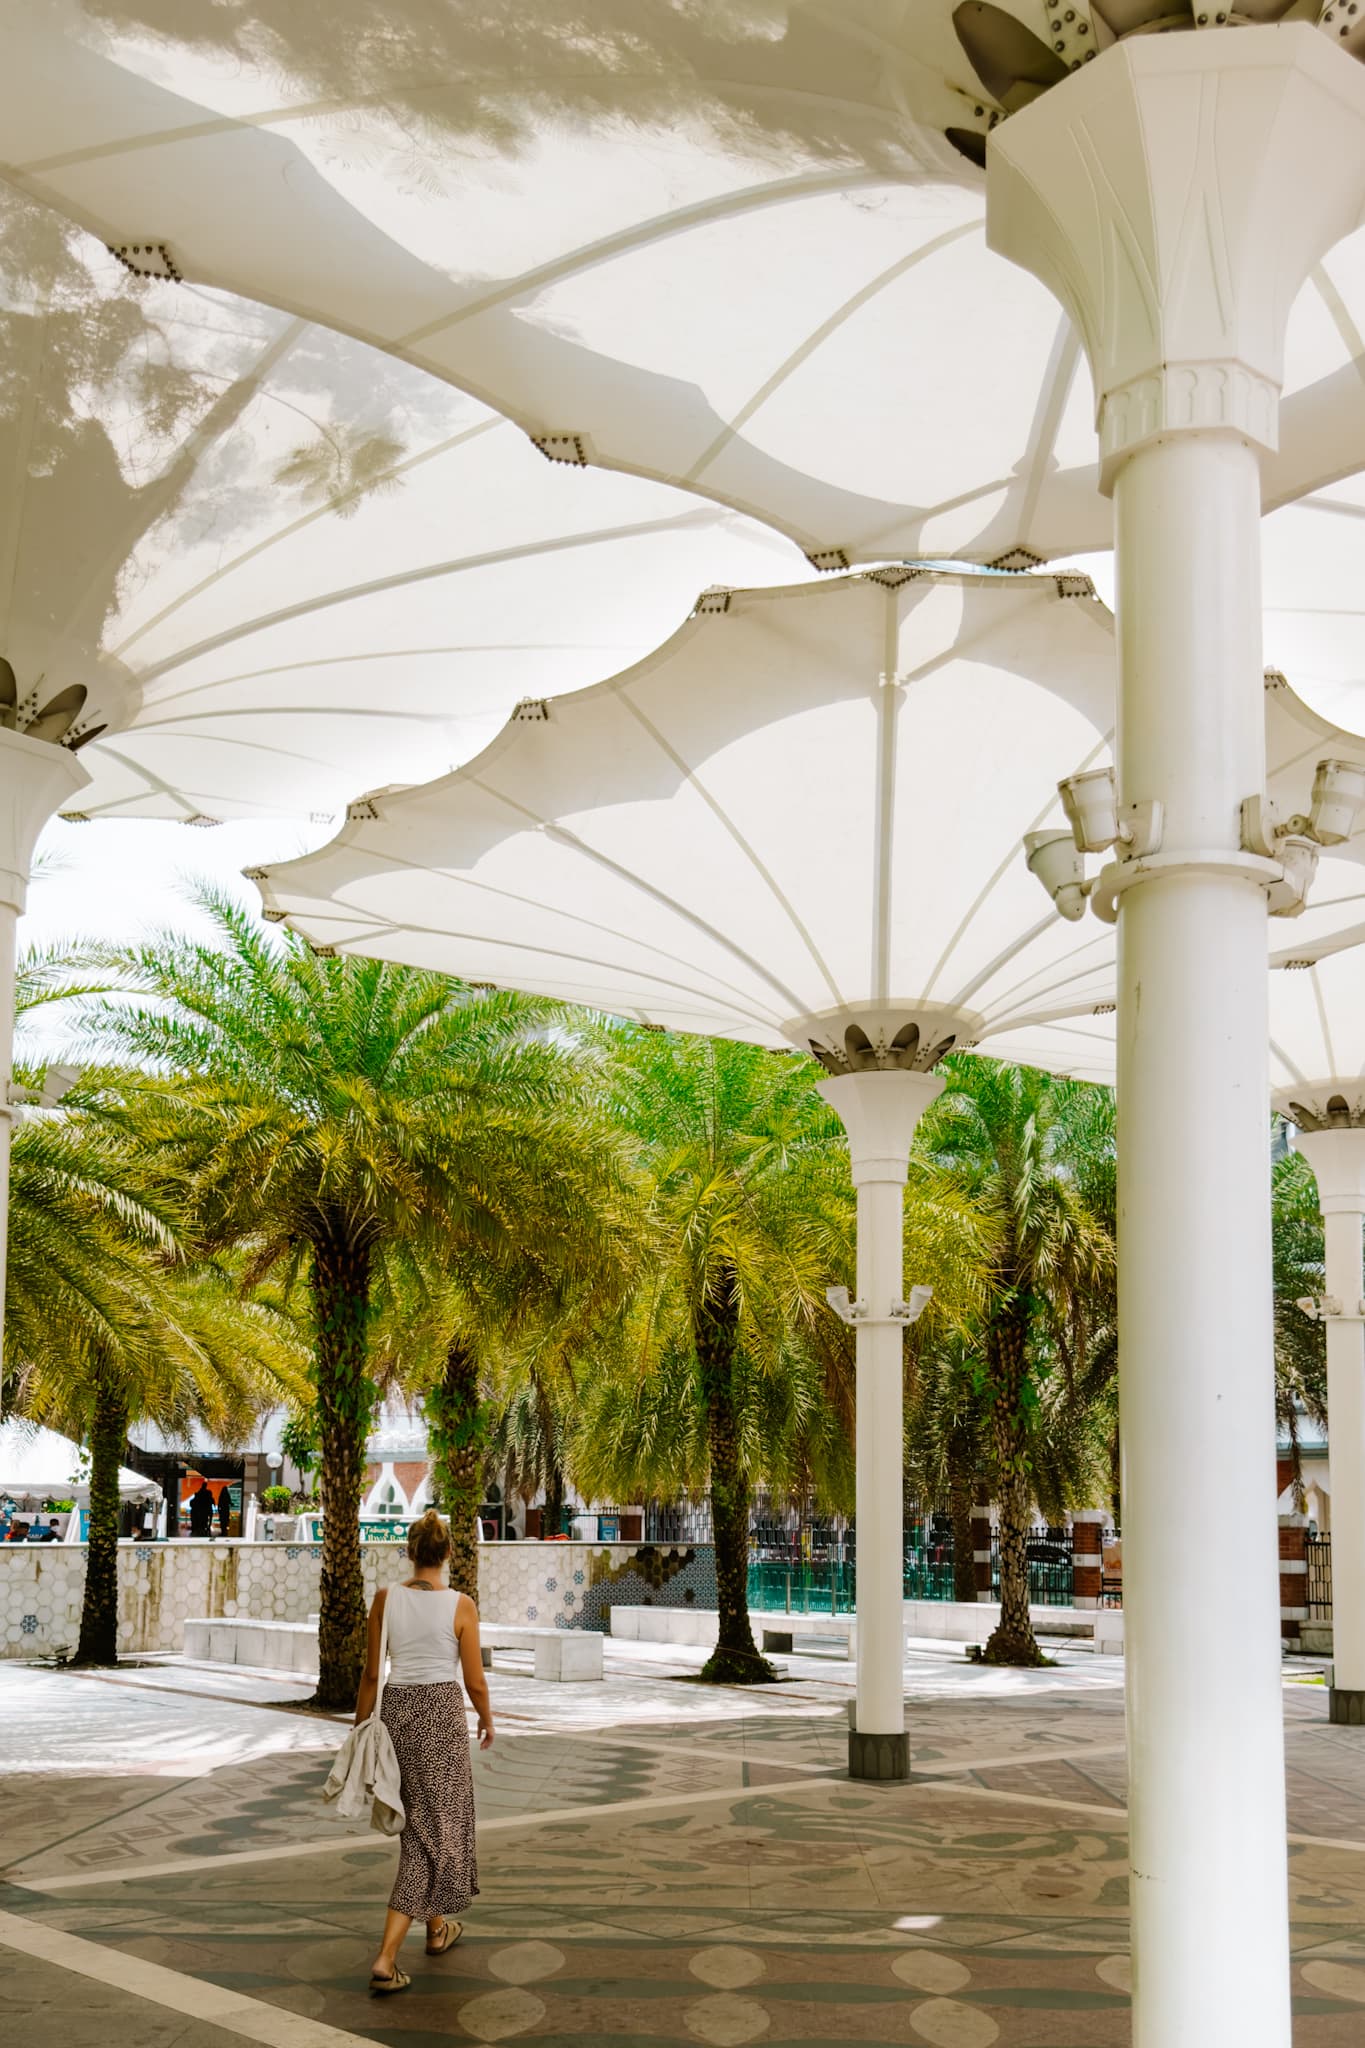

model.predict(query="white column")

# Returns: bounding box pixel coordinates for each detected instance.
[1291,1125,1365,1721]
[0,729,89,1412]
[988,28,1365,2046]
[818,1067,943,1779]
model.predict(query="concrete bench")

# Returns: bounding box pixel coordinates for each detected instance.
[480,1623,603,1681]
[184,1616,319,1677]
[608,1604,719,1648]
[757,1613,857,1658]
[608,1605,858,1659]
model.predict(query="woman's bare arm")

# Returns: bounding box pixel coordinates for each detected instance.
[354,1589,386,1725]
[456,1595,494,1748]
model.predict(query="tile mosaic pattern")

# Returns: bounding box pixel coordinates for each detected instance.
[480,1542,718,1633]
[0,1541,414,1660]
[3,1652,1365,2042]
[0,1540,719,1662]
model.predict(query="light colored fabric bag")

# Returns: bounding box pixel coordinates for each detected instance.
[322,1589,405,1836]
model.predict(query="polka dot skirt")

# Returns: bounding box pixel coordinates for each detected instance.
[380,1681,480,1919]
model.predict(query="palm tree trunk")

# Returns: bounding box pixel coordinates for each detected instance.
[73,1381,126,1666]
[983,1319,1043,1666]
[696,1271,773,1685]
[311,1236,374,1708]
[949,1466,978,1606]
[543,1454,566,1541]
[428,1338,484,1599]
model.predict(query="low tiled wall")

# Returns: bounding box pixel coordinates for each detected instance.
[478,1540,716,1631]
[0,1540,414,1660]
[0,1536,720,1659]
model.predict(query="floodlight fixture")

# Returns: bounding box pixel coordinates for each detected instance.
[826,1285,867,1325]
[1023,829,1088,922]
[891,1285,934,1324]
[1058,767,1119,854]
[1308,759,1365,846]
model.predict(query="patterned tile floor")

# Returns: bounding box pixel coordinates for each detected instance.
[2,1648,1365,2044]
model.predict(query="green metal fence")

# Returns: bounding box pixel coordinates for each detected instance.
[747,1549,955,1613]
[747,1545,1074,1611]
[747,1560,856,1614]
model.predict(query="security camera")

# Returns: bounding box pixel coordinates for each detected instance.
[1058,766,1119,855]
[1024,830,1088,922]
[1308,759,1365,847]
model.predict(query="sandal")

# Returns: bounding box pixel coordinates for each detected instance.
[369,1965,411,1996]
[426,1919,463,1956]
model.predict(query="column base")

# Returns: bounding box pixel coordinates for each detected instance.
[848,1727,910,1780]
[1330,1686,1365,1727]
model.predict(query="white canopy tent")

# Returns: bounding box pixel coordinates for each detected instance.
[0,1420,160,1503]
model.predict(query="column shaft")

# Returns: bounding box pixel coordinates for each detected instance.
[1115,432,1289,2045]
[817,1067,943,1781]
[1322,1206,1365,1697]
[853,1172,907,1742]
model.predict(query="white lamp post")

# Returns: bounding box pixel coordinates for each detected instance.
[818,1065,941,1777]
[988,34,1365,2038]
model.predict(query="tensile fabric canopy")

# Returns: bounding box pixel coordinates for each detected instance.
[8,3,1365,568]
[257,570,1365,1066]
[0,187,809,829]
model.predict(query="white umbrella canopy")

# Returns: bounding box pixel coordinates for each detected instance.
[9,3,1365,568]
[974,870,1365,1099]
[0,187,809,828]
[257,570,1365,1067]
[0,1419,160,1500]
[258,568,1122,1060]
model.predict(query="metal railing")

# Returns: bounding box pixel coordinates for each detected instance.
[747,1546,957,1613]
[644,1500,713,1545]
[747,1560,856,1614]
[1306,1532,1333,1620]
[989,1531,1075,1608]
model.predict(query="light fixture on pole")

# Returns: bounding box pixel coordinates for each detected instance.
[989,29,1365,2042]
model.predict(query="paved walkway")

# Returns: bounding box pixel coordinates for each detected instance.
[2,1644,1364,2044]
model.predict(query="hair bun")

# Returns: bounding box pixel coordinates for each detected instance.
[407,1506,453,1568]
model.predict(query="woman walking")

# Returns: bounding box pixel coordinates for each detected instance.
[354,1508,494,1994]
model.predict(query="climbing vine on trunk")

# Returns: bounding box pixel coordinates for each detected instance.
[697,1270,773,1686]
[311,1235,376,1709]
[72,1379,127,1667]
[427,1337,490,1599]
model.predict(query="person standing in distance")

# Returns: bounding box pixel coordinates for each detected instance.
[356,1508,493,1994]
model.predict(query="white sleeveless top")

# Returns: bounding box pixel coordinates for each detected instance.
[384,1582,462,1687]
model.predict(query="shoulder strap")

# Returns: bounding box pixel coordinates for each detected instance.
[375,1586,395,1711]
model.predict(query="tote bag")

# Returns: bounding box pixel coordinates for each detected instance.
[322,1588,405,1836]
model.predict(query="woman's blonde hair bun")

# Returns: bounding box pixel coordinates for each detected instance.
[407,1507,453,1568]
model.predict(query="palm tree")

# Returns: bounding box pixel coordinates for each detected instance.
[6,1060,304,1661]
[575,1030,982,1685]
[82,894,624,1705]
[1271,1142,1328,1501]
[920,1057,1115,1666]
[905,1331,990,1603]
